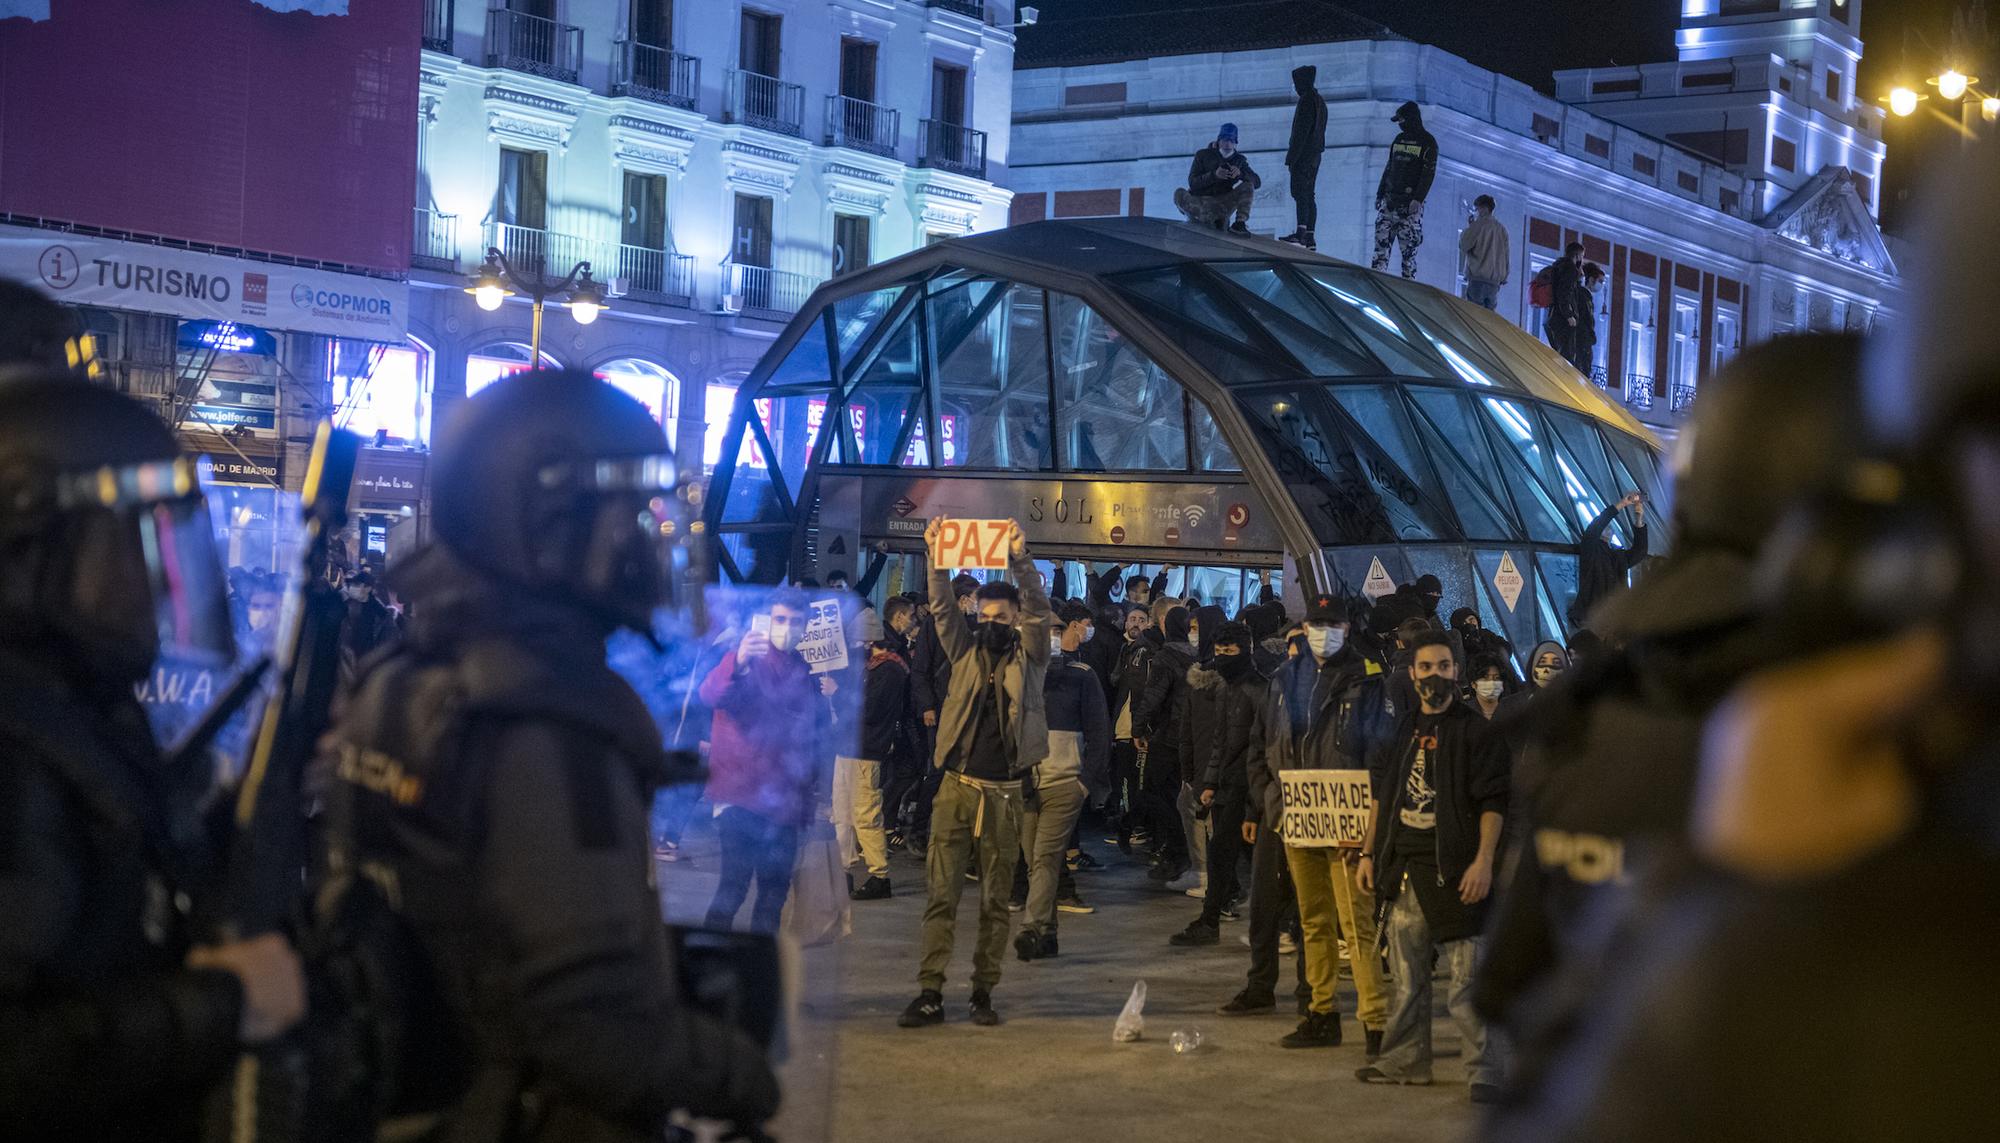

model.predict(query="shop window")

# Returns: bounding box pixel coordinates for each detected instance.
[595,357,679,441]
[465,343,555,399]
[330,339,433,447]
[703,382,741,471]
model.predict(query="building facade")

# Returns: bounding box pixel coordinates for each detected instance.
[1006,0,1895,438]
[412,0,1018,489]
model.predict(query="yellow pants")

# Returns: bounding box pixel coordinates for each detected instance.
[1285,845,1389,1030]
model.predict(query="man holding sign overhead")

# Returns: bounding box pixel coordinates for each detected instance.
[899,516,1052,1030]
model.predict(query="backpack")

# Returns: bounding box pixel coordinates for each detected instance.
[1529,265,1555,309]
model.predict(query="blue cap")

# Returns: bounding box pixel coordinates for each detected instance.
[1218,122,1239,142]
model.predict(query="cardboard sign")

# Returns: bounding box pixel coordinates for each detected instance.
[933,518,1012,570]
[1361,557,1397,601]
[797,597,851,675]
[1494,551,1526,613]
[1280,769,1374,848]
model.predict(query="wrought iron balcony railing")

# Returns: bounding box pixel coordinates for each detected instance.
[918,118,988,178]
[825,95,900,158]
[725,70,805,137]
[611,40,699,111]
[485,8,582,85]
[413,207,458,271]
[618,246,696,306]
[726,264,819,320]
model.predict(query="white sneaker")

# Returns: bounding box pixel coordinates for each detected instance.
[1278,932,1298,955]
[1167,870,1205,894]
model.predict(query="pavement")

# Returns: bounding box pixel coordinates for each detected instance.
[709,833,1482,1143]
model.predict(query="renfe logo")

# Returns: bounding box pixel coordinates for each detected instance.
[292,283,393,316]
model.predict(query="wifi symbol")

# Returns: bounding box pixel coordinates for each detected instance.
[1184,504,1208,527]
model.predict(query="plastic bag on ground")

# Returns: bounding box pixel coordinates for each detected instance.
[1112,979,1147,1042]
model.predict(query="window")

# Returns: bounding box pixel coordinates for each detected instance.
[330,340,432,446]
[1771,135,1797,172]
[595,358,678,440]
[1531,113,1560,141]
[840,38,877,101]
[932,62,968,125]
[1677,169,1700,193]
[1591,77,1640,95]
[465,344,551,399]
[1666,128,1749,165]
[739,9,780,76]
[622,171,667,250]
[1714,309,1741,374]
[1526,258,1553,340]
[1720,186,1740,214]
[496,147,547,229]
[703,382,741,471]
[832,213,871,276]
[1584,134,1610,159]
[1624,289,1656,390]
[1825,68,1842,103]
[630,0,671,47]
[1670,301,1699,395]
[1631,152,1657,177]
[933,282,1054,470]
[733,194,773,268]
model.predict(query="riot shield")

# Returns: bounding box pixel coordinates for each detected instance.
[609,582,870,1142]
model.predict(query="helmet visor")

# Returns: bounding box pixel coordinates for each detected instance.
[534,454,693,628]
[60,457,236,666]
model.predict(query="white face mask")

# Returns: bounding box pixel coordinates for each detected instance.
[770,625,798,653]
[1050,634,1064,657]
[1305,625,1345,658]
[1473,679,1504,700]
[1533,664,1561,687]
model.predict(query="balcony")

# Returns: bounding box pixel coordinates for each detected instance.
[1623,373,1655,412]
[1670,382,1699,414]
[825,95,900,158]
[726,70,805,137]
[611,40,699,111]
[618,246,696,307]
[413,207,458,272]
[726,264,818,321]
[919,119,988,178]
[925,0,985,17]
[485,8,582,85]
[423,0,453,52]
[1587,364,1610,389]
[483,221,601,280]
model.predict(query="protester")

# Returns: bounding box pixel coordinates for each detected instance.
[1371,101,1438,279]
[1570,262,1605,374]
[1451,607,1519,684]
[1174,603,1231,898]
[340,567,398,664]
[1109,603,1160,852]
[1459,194,1510,310]
[1079,603,1126,708]
[1245,593,1394,1051]
[902,517,1051,1028]
[1468,655,1511,720]
[841,607,908,901]
[1356,631,1508,1099]
[702,592,824,933]
[1546,243,1586,364]
[1569,492,1649,626]
[1016,601,1110,960]
[1174,122,1261,233]
[1135,605,1198,886]
[1280,65,1328,249]
[907,575,978,851]
[1172,621,1267,946]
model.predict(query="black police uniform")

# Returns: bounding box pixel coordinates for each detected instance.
[0,380,244,1140]
[321,371,776,1141]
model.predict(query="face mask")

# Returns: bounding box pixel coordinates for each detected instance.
[1415,674,1456,706]
[1533,665,1561,687]
[1050,634,1064,657]
[980,620,1017,654]
[344,585,370,602]
[1473,679,1504,701]
[1305,625,1345,658]
[1213,653,1252,681]
[1188,628,1200,648]
[770,625,798,653]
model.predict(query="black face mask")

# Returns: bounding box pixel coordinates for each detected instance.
[1213,653,1253,681]
[1414,674,1456,706]
[978,620,1017,654]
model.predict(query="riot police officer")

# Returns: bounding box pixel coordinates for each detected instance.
[323,369,778,1140]
[0,375,306,1139]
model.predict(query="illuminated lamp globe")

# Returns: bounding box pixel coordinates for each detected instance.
[567,271,607,325]
[1888,87,1921,117]
[1937,70,1971,102]
[1985,96,2000,122]
[465,254,513,311]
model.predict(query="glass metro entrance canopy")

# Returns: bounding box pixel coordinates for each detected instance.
[703,216,1669,648]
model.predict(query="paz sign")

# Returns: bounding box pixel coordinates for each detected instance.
[932,519,1012,570]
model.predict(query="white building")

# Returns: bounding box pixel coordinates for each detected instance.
[413,0,1018,483]
[1007,0,1895,438]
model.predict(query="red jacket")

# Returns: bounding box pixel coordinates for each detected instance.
[700,647,821,826]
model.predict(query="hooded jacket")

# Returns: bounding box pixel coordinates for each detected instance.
[1249,648,1395,833]
[926,551,1054,779]
[1459,212,1511,285]
[701,642,822,827]
[1201,659,1271,808]
[1287,65,1328,170]
[1571,506,1649,627]
[1041,652,1111,792]
[1377,100,1438,206]
[1188,143,1262,199]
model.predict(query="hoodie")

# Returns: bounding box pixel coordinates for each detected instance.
[1377,100,1438,206]
[1287,65,1328,170]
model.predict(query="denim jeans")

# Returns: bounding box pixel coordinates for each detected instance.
[705,807,802,935]
[1464,279,1502,310]
[1374,879,1500,1087]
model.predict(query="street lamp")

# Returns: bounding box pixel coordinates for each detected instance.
[1932,68,1975,102]
[1884,85,1927,117]
[462,247,611,364]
